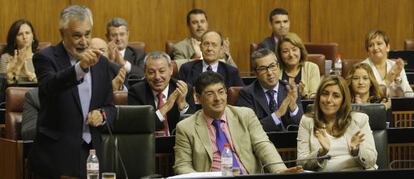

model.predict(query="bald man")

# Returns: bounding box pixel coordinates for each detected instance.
[91,37,109,58]
[91,37,127,91]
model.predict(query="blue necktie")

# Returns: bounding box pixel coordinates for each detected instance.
[212,119,240,168]
[266,90,277,112]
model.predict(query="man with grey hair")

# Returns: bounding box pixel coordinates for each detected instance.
[106,17,145,79]
[29,5,116,178]
[128,51,194,136]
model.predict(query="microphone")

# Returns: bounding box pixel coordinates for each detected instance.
[100,109,129,179]
[261,155,331,173]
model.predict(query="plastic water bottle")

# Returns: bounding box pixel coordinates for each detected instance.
[334,54,342,76]
[221,144,233,176]
[87,149,99,179]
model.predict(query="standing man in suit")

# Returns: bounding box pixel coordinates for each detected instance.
[178,30,244,88]
[128,51,194,136]
[106,17,145,79]
[174,71,302,174]
[258,8,290,53]
[29,5,116,178]
[173,9,236,69]
[237,48,303,132]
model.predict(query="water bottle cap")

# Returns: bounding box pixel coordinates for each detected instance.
[89,149,96,155]
[224,143,230,148]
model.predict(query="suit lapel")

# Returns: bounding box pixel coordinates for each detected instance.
[191,61,203,83]
[195,112,213,161]
[277,81,286,107]
[55,43,83,114]
[253,81,271,114]
[144,81,156,107]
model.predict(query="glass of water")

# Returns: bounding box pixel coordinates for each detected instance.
[102,172,116,179]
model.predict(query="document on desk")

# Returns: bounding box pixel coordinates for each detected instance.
[167,172,222,178]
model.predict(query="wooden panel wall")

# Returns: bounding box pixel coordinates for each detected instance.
[0,0,413,75]
[310,0,414,60]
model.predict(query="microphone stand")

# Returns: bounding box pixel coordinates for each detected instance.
[101,109,129,179]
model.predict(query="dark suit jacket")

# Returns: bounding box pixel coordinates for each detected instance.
[258,35,277,53]
[124,46,145,79]
[128,79,195,134]
[29,42,116,178]
[177,60,244,88]
[21,88,39,140]
[236,80,303,132]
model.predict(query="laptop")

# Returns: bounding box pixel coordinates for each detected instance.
[388,50,414,72]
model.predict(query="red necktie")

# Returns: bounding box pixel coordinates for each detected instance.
[157,93,170,136]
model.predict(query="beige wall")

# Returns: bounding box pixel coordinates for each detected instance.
[1,0,413,75]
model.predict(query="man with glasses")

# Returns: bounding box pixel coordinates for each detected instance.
[237,48,303,132]
[178,30,243,88]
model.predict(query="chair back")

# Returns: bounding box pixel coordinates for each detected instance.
[342,59,363,77]
[352,103,389,169]
[404,39,414,50]
[101,105,156,178]
[113,91,128,105]
[307,54,326,76]
[304,42,339,61]
[227,86,243,106]
[129,41,146,52]
[165,40,176,59]
[5,87,33,139]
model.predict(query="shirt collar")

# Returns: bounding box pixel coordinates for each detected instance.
[152,85,169,99]
[203,60,219,72]
[204,111,227,126]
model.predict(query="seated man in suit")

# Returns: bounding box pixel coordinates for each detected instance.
[21,87,39,140]
[106,17,145,79]
[237,48,303,132]
[91,37,126,91]
[174,71,302,174]
[258,8,290,53]
[128,51,194,136]
[173,8,236,69]
[178,30,244,88]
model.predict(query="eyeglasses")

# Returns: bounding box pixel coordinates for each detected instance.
[256,63,278,74]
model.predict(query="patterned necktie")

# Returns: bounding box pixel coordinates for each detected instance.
[157,93,170,136]
[211,119,240,168]
[266,90,277,112]
[207,65,212,72]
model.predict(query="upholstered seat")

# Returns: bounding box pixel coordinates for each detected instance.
[101,105,156,178]
[4,87,33,140]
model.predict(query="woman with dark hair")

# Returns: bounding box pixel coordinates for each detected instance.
[346,63,391,109]
[277,32,320,98]
[0,19,39,84]
[297,75,377,171]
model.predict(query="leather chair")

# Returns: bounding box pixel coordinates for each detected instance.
[227,86,242,106]
[101,105,156,178]
[171,60,178,78]
[342,59,363,77]
[4,87,33,140]
[128,41,146,52]
[304,42,339,61]
[113,91,128,105]
[352,103,389,169]
[404,39,414,50]
[307,54,326,76]
[165,40,177,59]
